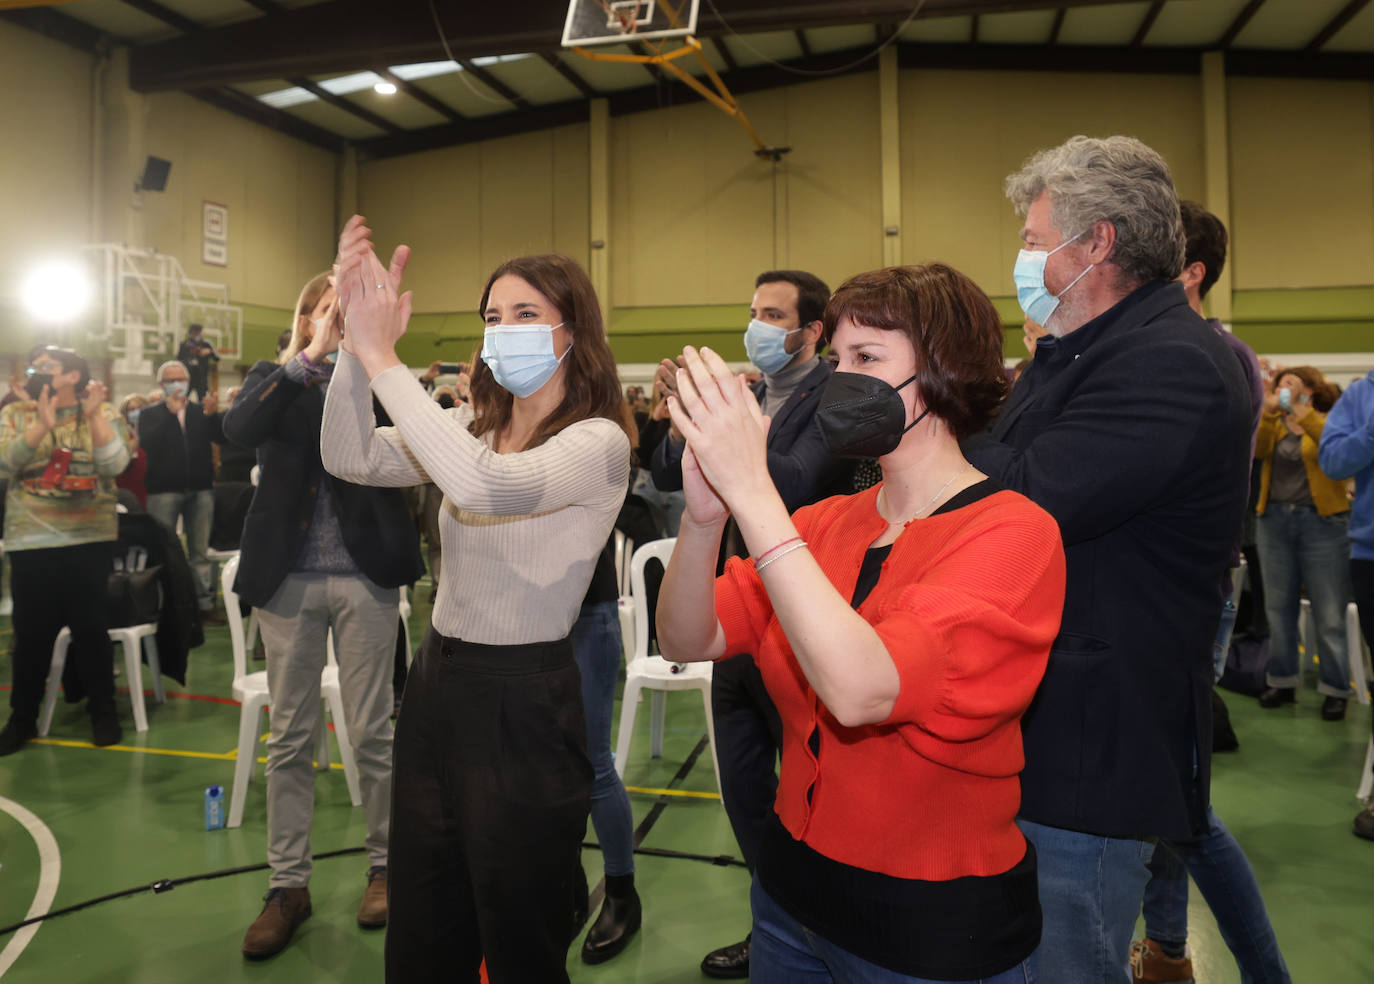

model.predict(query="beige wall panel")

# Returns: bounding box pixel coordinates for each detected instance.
[1228,77,1374,290]
[142,92,336,309]
[478,130,558,280]
[360,145,484,312]
[611,95,778,308]
[0,23,92,307]
[610,75,881,308]
[551,124,592,269]
[901,69,1203,296]
[780,73,884,290]
[358,127,592,313]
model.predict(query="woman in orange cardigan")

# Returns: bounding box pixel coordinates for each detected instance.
[1254,365,1353,719]
[655,264,1065,983]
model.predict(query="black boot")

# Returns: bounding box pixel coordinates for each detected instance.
[0,715,37,756]
[581,873,642,964]
[701,934,751,979]
[90,704,123,747]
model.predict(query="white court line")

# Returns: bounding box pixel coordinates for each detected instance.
[0,796,61,978]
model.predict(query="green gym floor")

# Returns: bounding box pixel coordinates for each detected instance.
[1,579,1371,983]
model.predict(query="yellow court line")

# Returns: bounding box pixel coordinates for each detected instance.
[625,785,721,800]
[30,737,346,770]
[31,738,704,786]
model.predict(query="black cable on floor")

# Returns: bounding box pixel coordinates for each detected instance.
[0,846,365,937]
[4,737,737,939]
[579,733,726,924]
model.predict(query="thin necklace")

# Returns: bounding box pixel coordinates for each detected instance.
[882,463,972,526]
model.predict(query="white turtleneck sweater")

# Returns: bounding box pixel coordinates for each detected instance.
[321,351,630,645]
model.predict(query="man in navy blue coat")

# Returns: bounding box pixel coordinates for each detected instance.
[651,270,854,979]
[963,136,1253,984]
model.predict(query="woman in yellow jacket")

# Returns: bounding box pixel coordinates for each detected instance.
[1254,366,1353,719]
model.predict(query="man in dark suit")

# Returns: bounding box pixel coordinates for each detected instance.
[140,359,225,623]
[652,270,853,979]
[963,136,1253,983]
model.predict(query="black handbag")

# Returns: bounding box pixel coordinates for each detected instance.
[106,565,163,628]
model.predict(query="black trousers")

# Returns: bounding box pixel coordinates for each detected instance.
[8,542,116,721]
[1352,559,1374,739]
[712,652,783,872]
[386,628,592,984]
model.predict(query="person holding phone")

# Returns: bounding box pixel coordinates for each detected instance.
[1253,365,1353,719]
[0,346,133,754]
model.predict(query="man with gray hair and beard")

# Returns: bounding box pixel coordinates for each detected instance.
[963,136,1253,982]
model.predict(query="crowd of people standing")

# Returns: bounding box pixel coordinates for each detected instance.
[0,131,1371,984]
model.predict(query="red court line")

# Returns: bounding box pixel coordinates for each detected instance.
[1,684,240,707]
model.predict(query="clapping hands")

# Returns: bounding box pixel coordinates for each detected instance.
[332,215,414,377]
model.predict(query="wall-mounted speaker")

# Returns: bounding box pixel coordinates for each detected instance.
[137,155,172,193]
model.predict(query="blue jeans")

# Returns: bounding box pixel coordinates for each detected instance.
[1256,505,1353,697]
[750,876,1036,984]
[1016,819,1153,984]
[1142,806,1291,983]
[146,488,214,610]
[571,599,636,877]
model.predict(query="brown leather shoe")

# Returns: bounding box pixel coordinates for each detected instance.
[242,887,311,959]
[1129,937,1195,983]
[357,866,387,928]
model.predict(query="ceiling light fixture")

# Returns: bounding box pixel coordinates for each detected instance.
[374,81,398,95]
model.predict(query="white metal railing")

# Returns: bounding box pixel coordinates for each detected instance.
[81,243,242,378]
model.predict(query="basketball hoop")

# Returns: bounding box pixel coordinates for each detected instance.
[562,0,777,158]
[596,0,646,36]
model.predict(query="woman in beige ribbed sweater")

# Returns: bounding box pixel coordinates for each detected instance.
[323,216,632,984]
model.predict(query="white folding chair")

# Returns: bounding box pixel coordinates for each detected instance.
[38,544,165,735]
[613,538,721,797]
[221,554,361,829]
[1299,598,1371,705]
[38,623,164,735]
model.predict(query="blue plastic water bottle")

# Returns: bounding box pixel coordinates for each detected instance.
[204,785,225,830]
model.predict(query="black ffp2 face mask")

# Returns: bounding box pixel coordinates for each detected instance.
[816,371,927,459]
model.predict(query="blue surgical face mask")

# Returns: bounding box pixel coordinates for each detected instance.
[744,319,799,375]
[127,407,143,427]
[1013,232,1093,329]
[481,323,570,398]
[162,379,190,399]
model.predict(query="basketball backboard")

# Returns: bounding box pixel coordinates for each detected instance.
[562,0,700,47]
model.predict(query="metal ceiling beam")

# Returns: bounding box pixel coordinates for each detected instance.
[457,60,527,108]
[129,0,1145,92]
[970,15,979,44]
[239,0,285,13]
[1227,47,1374,80]
[1306,0,1370,52]
[1218,0,1268,49]
[539,52,599,99]
[713,36,739,73]
[288,77,404,135]
[1048,7,1066,45]
[375,67,464,123]
[352,36,1374,161]
[795,29,812,57]
[191,87,346,153]
[116,0,201,35]
[0,5,113,53]
[1131,1,1164,46]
